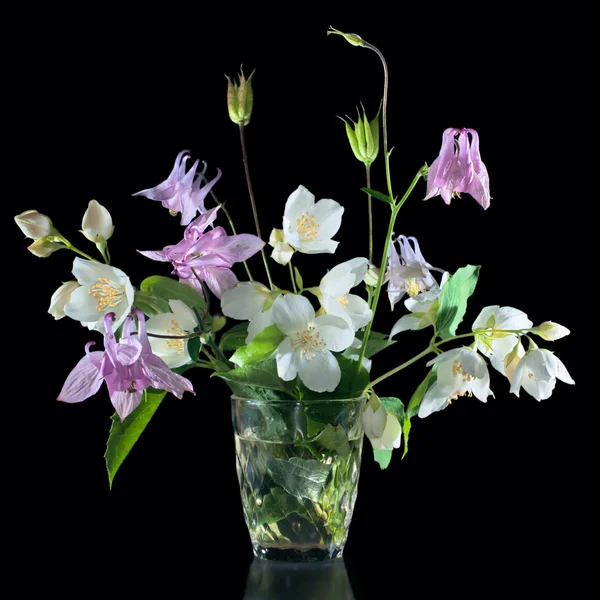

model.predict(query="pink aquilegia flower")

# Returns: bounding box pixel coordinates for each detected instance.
[424,128,491,209]
[139,206,265,299]
[133,150,222,226]
[57,310,194,421]
[386,235,439,309]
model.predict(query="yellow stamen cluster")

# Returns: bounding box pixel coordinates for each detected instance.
[165,320,185,355]
[446,359,475,404]
[296,212,320,240]
[338,294,350,309]
[88,277,124,312]
[406,278,426,297]
[293,326,326,360]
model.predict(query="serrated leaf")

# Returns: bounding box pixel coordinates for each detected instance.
[360,187,393,205]
[267,457,331,502]
[402,365,438,458]
[436,265,481,340]
[219,322,249,351]
[140,275,207,313]
[230,324,285,367]
[105,387,167,488]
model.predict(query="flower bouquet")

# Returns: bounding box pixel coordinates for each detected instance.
[14,28,574,562]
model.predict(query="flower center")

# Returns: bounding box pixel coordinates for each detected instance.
[406,278,425,297]
[165,320,186,355]
[337,294,349,309]
[292,326,326,360]
[88,277,125,312]
[452,359,475,383]
[296,212,320,241]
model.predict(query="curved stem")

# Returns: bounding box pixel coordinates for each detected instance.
[289,261,298,294]
[56,235,98,262]
[238,124,274,289]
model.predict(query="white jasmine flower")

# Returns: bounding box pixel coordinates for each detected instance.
[272,294,354,393]
[472,305,533,375]
[530,321,571,341]
[146,300,199,368]
[510,348,574,401]
[319,257,372,329]
[64,258,134,333]
[281,185,344,255]
[419,347,493,418]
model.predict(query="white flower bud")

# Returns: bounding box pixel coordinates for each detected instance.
[363,264,380,287]
[27,239,63,258]
[269,228,294,265]
[15,210,54,240]
[48,281,80,320]
[81,200,114,243]
[531,321,571,341]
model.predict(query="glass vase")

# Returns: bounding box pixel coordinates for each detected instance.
[231,396,364,562]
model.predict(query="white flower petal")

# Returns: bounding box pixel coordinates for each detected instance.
[510,357,528,397]
[297,239,339,254]
[378,412,402,449]
[272,294,314,335]
[418,383,449,418]
[49,281,80,320]
[168,299,199,330]
[276,338,297,381]
[314,314,354,351]
[321,271,355,298]
[459,348,488,379]
[246,308,275,343]
[472,305,500,331]
[283,185,315,224]
[527,349,556,382]
[64,286,104,324]
[311,199,344,240]
[390,314,425,337]
[469,370,492,402]
[554,355,575,385]
[522,374,556,401]
[221,281,270,320]
[296,349,340,393]
[344,294,372,329]
[363,404,387,439]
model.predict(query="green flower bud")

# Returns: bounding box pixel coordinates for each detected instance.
[212,314,227,333]
[340,105,380,167]
[327,26,365,47]
[27,238,64,258]
[226,68,255,126]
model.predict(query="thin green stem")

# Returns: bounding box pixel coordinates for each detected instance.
[56,235,98,262]
[289,262,298,294]
[238,124,274,289]
[356,169,425,376]
[365,164,373,264]
[367,328,528,390]
[208,188,253,281]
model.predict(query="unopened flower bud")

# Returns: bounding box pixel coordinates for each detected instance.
[226,68,255,126]
[363,264,380,287]
[15,210,55,240]
[82,200,114,243]
[363,393,401,450]
[27,239,63,258]
[341,106,380,167]
[327,26,365,47]
[269,228,294,266]
[49,281,80,320]
[212,314,227,333]
[531,321,571,341]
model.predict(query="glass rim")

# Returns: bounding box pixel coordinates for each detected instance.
[231,395,366,404]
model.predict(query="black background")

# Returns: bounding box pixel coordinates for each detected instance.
[4,5,580,596]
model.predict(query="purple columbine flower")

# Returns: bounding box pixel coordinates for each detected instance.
[57,310,194,421]
[424,128,491,209]
[386,235,439,309]
[139,206,265,299]
[132,150,222,226]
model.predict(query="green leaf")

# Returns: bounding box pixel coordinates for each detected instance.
[257,487,309,524]
[293,266,304,291]
[355,329,396,359]
[402,366,437,458]
[267,457,331,502]
[380,396,405,423]
[373,448,392,469]
[133,290,170,317]
[230,324,285,367]
[360,187,393,205]
[219,322,249,351]
[105,387,166,488]
[140,275,207,313]
[215,359,297,399]
[306,424,350,458]
[436,265,481,340]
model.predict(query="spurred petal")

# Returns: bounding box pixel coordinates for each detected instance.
[141,353,194,399]
[132,150,189,201]
[111,390,143,422]
[57,344,104,403]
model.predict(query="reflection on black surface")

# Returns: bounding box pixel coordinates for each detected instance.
[243,558,355,599]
